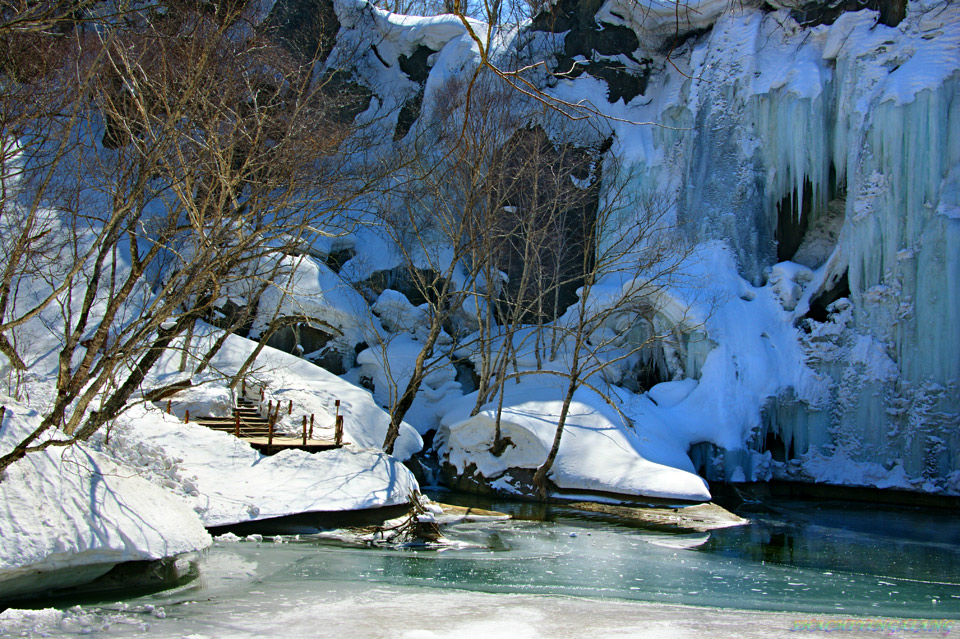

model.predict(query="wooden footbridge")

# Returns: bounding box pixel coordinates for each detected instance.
[176,388,348,455]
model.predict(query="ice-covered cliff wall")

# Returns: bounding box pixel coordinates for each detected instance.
[279,0,958,494]
[560,0,960,491]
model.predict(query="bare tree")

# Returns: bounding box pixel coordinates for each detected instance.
[371,70,527,454]
[0,0,380,475]
[516,177,697,497]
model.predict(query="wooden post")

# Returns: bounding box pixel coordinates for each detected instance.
[268,416,274,448]
[260,388,264,401]
[334,399,340,423]
[184,410,189,424]
[234,413,240,437]
[302,415,307,445]
[309,414,314,439]
[335,414,343,446]
[166,400,171,414]
[268,399,273,417]
[288,399,293,415]
[242,380,246,397]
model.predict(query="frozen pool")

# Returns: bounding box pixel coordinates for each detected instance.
[2,496,958,637]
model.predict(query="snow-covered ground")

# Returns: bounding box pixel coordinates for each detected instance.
[0,403,211,599]
[113,406,419,528]
[0,590,920,639]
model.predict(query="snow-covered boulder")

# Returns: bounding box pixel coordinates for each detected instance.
[437,376,712,502]
[0,403,211,601]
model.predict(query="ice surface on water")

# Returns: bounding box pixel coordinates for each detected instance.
[6,505,960,638]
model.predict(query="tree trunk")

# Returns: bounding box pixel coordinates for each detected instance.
[74,323,185,440]
[382,311,444,455]
[0,334,25,370]
[532,375,577,499]
[178,319,194,372]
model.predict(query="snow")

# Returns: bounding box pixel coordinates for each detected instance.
[439,374,711,502]
[249,253,373,354]
[357,333,462,435]
[91,328,425,528]
[647,379,698,408]
[118,407,419,528]
[598,0,731,49]
[0,402,211,600]
[154,327,424,461]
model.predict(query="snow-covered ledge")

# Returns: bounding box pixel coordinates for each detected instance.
[0,403,211,601]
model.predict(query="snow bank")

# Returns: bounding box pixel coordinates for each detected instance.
[0,402,211,600]
[249,253,373,359]
[152,328,423,461]
[439,375,711,502]
[118,406,419,528]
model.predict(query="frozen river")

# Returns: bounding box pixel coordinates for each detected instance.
[3,496,959,637]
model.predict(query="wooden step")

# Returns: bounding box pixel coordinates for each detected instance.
[197,420,270,429]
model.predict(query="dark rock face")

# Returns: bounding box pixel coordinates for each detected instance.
[395,89,424,140]
[803,270,849,324]
[398,45,436,84]
[263,323,356,375]
[554,56,652,104]
[775,178,814,263]
[358,267,445,307]
[264,0,372,123]
[486,126,605,323]
[441,462,538,497]
[530,0,651,104]
[393,45,438,140]
[307,345,353,375]
[325,245,356,274]
[266,323,335,356]
[784,0,906,27]
[318,69,374,125]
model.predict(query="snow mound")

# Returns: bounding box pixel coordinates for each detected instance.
[439,376,711,502]
[0,403,211,600]
[121,406,420,528]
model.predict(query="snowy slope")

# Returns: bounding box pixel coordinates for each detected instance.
[151,328,424,461]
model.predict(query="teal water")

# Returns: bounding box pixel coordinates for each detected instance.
[4,495,959,637]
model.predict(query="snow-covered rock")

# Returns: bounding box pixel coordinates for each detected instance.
[0,403,211,600]
[438,376,711,502]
